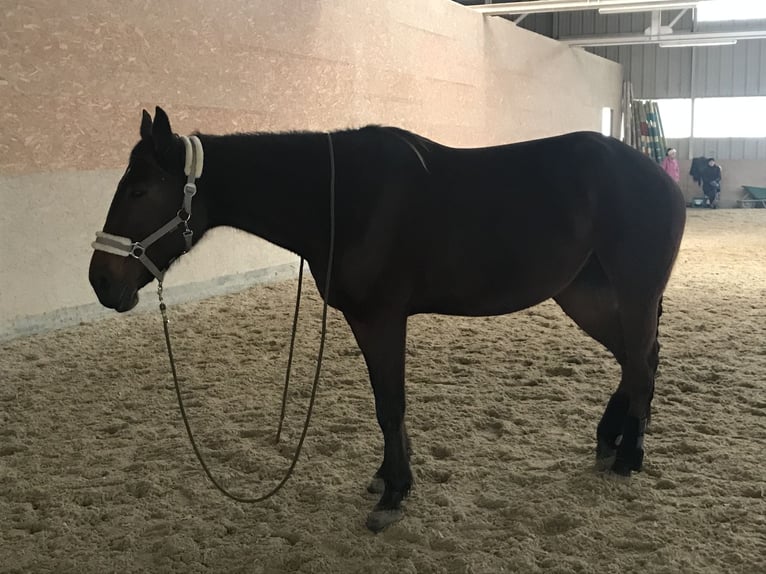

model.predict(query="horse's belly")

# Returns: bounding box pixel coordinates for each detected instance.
[411,254,587,317]
[415,298,541,317]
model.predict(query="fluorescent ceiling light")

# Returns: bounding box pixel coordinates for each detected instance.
[659,39,737,47]
[697,0,766,22]
[599,2,704,14]
[474,0,706,16]
[561,29,766,47]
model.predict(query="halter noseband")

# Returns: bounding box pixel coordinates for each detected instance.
[91,135,204,282]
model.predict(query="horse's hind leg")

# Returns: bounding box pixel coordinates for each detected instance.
[610,297,661,475]
[557,254,665,475]
[343,310,411,532]
[554,256,628,467]
[599,300,658,475]
[605,271,667,475]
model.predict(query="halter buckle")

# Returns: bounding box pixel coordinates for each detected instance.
[129,243,145,259]
[183,227,193,246]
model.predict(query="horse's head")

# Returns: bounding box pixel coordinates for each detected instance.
[89,107,208,311]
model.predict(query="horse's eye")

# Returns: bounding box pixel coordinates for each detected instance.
[129,188,147,198]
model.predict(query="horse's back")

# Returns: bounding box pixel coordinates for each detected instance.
[332,128,685,315]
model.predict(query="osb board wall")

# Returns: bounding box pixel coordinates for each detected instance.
[0,0,623,325]
[0,0,622,174]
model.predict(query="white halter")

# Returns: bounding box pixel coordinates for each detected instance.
[91,135,204,281]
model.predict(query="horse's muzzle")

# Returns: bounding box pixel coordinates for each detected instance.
[89,253,141,312]
[114,289,139,313]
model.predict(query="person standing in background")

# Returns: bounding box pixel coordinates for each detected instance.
[701,158,723,208]
[661,147,680,184]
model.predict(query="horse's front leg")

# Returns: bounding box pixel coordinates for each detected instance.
[344,311,411,532]
[367,422,411,495]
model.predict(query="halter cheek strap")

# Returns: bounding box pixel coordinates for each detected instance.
[91,135,204,282]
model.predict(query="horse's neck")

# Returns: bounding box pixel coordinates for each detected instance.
[200,132,331,259]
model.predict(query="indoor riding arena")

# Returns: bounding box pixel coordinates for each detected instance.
[1,2,765,573]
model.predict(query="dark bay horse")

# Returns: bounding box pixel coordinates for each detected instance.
[89,107,686,531]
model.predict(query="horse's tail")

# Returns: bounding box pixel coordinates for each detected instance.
[652,295,663,375]
[645,295,664,427]
[657,295,663,322]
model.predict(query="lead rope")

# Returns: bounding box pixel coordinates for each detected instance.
[157,132,336,503]
[275,259,304,443]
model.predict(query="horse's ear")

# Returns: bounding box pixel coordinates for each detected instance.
[151,106,174,154]
[140,109,152,141]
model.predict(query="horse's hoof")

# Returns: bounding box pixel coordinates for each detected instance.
[595,437,617,470]
[610,459,633,477]
[611,450,643,476]
[367,476,385,494]
[366,508,404,533]
[595,455,616,472]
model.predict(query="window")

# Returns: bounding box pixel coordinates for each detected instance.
[693,97,766,138]
[654,99,692,138]
[619,112,625,141]
[652,97,766,139]
[696,0,766,22]
[601,107,613,137]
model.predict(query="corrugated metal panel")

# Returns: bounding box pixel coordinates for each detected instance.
[455,5,766,160]
[668,137,766,161]
[549,10,766,99]
[517,13,554,37]
[460,4,766,99]
[541,10,766,160]
[666,137,690,159]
